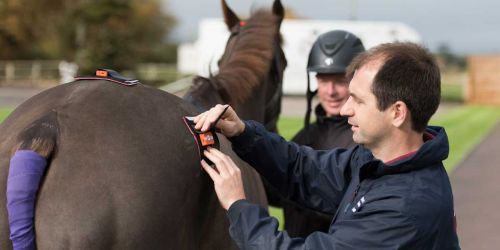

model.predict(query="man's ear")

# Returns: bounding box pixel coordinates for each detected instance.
[391,101,409,128]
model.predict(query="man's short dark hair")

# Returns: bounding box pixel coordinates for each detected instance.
[347,42,441,132]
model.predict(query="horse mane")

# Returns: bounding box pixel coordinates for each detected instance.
[210,9,281,104]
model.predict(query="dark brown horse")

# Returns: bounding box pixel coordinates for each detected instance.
[0,0,286,249]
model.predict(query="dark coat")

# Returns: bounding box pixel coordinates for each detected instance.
[292,105,355,150]
[284,105,355,237]
[227,120,460,249]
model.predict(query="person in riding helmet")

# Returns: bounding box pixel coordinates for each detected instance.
[285,30,366,237]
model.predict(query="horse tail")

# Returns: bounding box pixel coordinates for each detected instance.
[12,110,59,158]
[7,111,59,249]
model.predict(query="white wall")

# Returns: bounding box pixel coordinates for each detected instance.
[178,19,422,95]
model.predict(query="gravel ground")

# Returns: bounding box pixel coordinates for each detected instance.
[0,87,45,108]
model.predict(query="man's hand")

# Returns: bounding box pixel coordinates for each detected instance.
[194,104,245,138]
[201,147,246,210]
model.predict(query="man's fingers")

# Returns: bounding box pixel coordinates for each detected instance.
[193,113,201,123]
[207,147,228,158]
[201,107,222,131]
[204,149,230,177]
[207,148,237,175]
[201,105,229,132]
[201,160,221,182]
[194,113,207,130]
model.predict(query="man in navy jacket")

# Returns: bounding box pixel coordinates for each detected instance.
[194,42,460,249]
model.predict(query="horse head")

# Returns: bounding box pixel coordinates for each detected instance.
[186,0,287,133]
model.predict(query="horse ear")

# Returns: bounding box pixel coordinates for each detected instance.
[221,0,240,29]
[272,0,285,23]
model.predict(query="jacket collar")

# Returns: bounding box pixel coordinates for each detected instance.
[357,126,449,179]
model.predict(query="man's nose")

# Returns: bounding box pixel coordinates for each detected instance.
[327,82,338,95]
[340,97,353,117]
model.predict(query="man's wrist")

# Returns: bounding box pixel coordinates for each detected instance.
[226,199,248,213]
[229,120,256,148]
[227,120,246,138]
[224,198,247,210]
[237,120,245,136]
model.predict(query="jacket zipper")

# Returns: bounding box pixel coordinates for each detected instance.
[343,183,361,213]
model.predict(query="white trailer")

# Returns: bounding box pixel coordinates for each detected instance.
[178,19,422,95]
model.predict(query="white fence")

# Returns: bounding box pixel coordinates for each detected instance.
[0,60,180,88]
[0,60,60,87]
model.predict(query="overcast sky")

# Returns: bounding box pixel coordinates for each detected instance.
[163,0,500,55]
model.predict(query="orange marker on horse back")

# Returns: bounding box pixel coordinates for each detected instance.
[96,70,108,77]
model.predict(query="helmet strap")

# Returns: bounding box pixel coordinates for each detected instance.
[305,71,317,128]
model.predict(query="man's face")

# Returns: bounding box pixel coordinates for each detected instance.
[340,64,392,148]
[315,73,350,117]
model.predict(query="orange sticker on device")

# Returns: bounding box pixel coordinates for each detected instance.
[200,132,215,146]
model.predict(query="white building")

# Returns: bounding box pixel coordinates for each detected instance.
[178,19,422,95]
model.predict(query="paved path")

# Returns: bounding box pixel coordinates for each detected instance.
[0,87,45,108]
[451,122,500,249]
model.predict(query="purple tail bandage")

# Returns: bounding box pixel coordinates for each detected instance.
[7,150,47,250]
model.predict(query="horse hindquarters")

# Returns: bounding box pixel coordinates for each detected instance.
[30,83,214,249]
[1,82,267,249]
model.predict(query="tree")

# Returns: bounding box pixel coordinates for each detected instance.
[0,0,176,73]
[436,43,466,70]
[60,0,176,73]
[0,0,53,59]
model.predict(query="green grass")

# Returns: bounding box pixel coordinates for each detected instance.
[0,108,13,123]
[441,83,464,102]
[277,117,303,140]
[430,106,500,172]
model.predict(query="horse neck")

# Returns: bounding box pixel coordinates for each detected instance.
[231,82,267,124]
[184,46,284,133]
[228,78,281,134]
[183,75,274,129]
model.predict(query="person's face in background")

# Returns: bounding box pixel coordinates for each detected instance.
[316,73,350,117]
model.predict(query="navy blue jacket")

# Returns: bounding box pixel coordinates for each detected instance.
[228,120,460,249]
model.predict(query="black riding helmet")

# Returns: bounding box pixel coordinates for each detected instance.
[307,30,365,74]
[304,30,365,127]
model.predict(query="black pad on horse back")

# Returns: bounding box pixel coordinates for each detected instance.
[74,69,140,86]
[183,116,220,166]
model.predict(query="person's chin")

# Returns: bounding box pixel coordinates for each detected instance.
[325,105,341,116]
[351,126,363,143]
[352,135,361,144]
[327,101,342,108]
